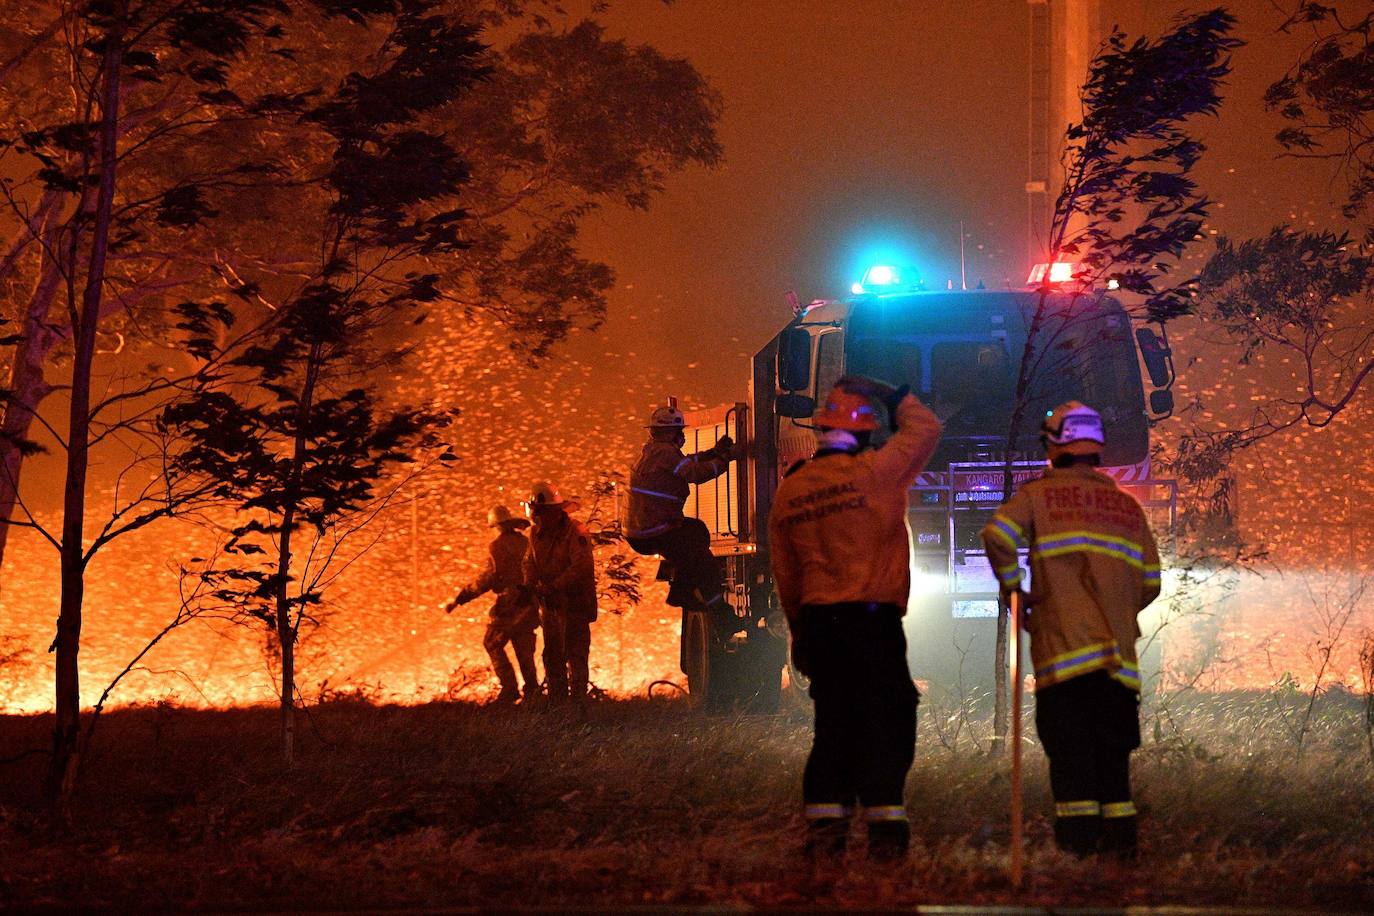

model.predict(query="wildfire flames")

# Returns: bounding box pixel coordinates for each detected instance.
[2,315,1372,714]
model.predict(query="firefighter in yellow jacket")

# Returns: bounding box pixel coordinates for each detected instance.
[981,401,1161,859]
[444,505,540,705]
[769,376,942,860]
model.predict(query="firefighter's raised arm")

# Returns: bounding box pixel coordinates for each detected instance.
[871,390,943,489]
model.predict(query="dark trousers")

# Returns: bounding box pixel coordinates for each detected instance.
[1034,670,1141,856]
[483,622,538,696]
[628,519,724,610]
[542,605,591,702]
[796,603,918,854]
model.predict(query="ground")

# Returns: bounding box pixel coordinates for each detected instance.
[0,691,1371,911]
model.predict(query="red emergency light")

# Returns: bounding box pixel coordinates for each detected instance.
[1026,261,1078,285]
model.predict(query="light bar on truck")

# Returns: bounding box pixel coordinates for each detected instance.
[850,264,905,295]
[1026,261,1079,285]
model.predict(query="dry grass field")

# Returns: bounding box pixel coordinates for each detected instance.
[0,690,1371,911]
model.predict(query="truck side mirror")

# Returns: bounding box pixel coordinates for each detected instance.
[1135,327,1171,388]
[777,326,811,392]
[1149,389,1174,416]
[775,393,815,419]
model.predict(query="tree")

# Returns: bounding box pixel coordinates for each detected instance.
[0,0,332,808]
[162,5,484,765]
[0,0,723,580]
[992,9,1241,740]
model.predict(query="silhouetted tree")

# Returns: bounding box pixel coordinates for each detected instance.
[0,2,722,585]
[163,6,483,765]
[5,0,318,810]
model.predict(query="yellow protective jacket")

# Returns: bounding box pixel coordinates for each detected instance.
[980,464,1162,692]
[767,394,943,622]
[626,439,729,538]
[525,511,599,622]
[463,529,539,631]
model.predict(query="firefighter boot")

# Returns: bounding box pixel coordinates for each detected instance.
[803,818,848,860]
[866,820,911,861]
[1053,813,1101,858]
[1099,814,1138,861]
[490,656,521,705]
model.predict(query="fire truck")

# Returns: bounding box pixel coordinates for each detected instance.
[669,263,1177,711]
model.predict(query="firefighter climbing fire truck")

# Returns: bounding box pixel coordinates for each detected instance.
[667,263,1177,711]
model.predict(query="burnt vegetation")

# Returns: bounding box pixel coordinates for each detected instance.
[0,696,1371,910]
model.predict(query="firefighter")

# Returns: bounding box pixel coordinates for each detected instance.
[443,505,541,705]
[523,481,598,705]
[625,401,736,621]
[768,376,943,860]
[980,401,1161,859]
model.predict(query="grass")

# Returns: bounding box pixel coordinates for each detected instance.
[0,690,1371,911]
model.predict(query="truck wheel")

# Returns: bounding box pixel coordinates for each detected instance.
[682,609,711,706]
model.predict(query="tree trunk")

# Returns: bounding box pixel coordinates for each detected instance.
[273,341,323,766]
[48,19,123,809]
[0,260,63,578]
[276,586,295,766]
[993,602,1009,747]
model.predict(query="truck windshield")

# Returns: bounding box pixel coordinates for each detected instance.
[844,292,1148,468]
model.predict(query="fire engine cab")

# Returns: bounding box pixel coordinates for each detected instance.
[671,263,1177,711]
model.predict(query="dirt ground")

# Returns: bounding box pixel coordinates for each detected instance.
[0,692,1371,911]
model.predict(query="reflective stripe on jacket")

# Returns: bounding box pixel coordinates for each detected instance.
[466,529,538,629]
[626,440,728,538]
[980,465,1162,692]
[525,511,599,622]
[767,394,943,621]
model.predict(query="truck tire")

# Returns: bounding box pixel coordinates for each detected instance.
[681,608,711,706]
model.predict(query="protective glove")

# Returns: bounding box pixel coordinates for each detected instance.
[444,589,475,613]
[713,434,735,460]
[1002,589,1032,630]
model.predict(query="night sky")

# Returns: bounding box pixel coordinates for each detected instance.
[566,0,1347,423]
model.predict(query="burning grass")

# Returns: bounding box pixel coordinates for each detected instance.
[0,691,1371,911]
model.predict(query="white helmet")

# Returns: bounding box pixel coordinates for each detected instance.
[525,481,577,512]
[487,504,529,529]
[1041,401,1105,448]
[646,404,685,429]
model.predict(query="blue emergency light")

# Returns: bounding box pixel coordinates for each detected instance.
[851,264,909,295]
